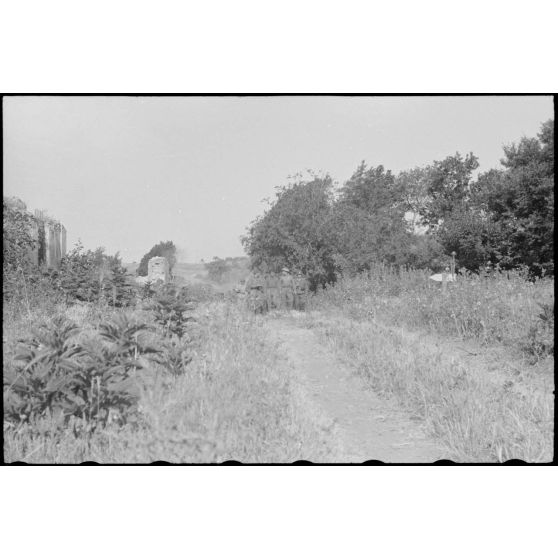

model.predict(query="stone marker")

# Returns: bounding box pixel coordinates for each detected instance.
[147,256,170,283]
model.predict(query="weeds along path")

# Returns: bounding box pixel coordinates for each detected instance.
[266,314,445,463]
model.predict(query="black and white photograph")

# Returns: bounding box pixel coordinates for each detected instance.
[2,94,554,464]
[1,2,557,557]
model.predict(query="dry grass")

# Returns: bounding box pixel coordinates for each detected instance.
[302,265,554,462]
[3,299,338,463]
[310,264,554,361]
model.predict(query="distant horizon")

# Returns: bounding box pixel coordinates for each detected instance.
[4,95,553,262]
[123,256,249,265]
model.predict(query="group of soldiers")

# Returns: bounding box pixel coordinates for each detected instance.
[236,267,310,314]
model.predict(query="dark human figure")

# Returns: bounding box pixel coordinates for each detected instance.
[280,267,295,310]
[246,271,267,314]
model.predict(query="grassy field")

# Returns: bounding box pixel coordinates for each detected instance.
[304,264,554,462]
[3,261,554,463]
[3,293,338,463]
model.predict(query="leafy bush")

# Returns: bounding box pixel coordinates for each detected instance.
[4,313,164,431]
[140,280,156,301]
[3,198,41,305]
[3,197,37,274]
[52,243,136,307]
[55,243,103,302]
[104,259,136,307]
[149,284,195,340]
[4,317,85,424]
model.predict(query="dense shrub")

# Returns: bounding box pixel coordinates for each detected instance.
[4,286,199,431]
[3,313,164,430]
[55,244,131,304]
[149,284,195,340]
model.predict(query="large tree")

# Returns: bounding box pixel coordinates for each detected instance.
[476,119,554,275]
[396,166,431,231]
[330,162,411,271]
[422,152,480,227]
[242,174,337,289]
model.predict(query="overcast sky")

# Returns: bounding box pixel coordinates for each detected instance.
[3,96,553,262]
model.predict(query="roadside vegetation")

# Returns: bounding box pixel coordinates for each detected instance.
[238,119,554,462]
[4,298,337,463]
[4,119,554,463]
[3,209,337,463]
[303,264,554,462]
[243,120,554,284]
[309,263,554,362]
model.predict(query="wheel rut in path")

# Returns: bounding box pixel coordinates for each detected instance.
[268,318,445,463]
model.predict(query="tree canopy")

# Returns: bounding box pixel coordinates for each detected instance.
[242,119,554,281]
[242,174,337,289]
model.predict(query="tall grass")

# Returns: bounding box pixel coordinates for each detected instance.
[4,298,339,463]
[302,315,553,461]
[303,264,554,462]
[310,263,554,360]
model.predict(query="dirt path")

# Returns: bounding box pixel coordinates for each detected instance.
[267,316,446,463]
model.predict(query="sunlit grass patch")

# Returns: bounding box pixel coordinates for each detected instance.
[304,315,553,462]
[4,300,338,463]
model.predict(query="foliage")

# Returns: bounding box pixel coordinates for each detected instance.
[330,163,411,272]
[3,198,40,305]
[421,152,480,227]
[3,197,37,274]
[137,240,177,277]
[404,233,446,270]
[4,317,84,424]
[475,119,554,276]
[50,243,136,307]
[245,121,553,280]
[3,313,164,430]
[338,162,401,215]
[4,302,340,463]
[140,280,156,300]
[149,283,195,340]
[105,257,136,307]
[435,207,501,271]
[242,174,338,289]
[328,204,410,272]
[55,242,103,302]
[396,167,431,227]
